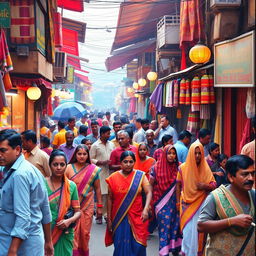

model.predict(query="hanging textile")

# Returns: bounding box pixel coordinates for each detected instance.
[191,104,200,112]
[166,81,174,107]
[245,88,255,118]
[191,76,200,105]
[201,74,210,104]
[144,98,151,120]
[149,102,156,119]
[0,29,13,91]
[54,12,63,48]
[129,97,136,113]
[163,82,167,107]
[209,75,215,104]
[187,110,200,134]
[179,0,205,70]
[239,119,251,152]
[0,73,7,110]
[179,78,186,104]
[185,79,191,105]
[10,0,35,44]
[149,83,164,113]
[200,105,210,120]
[57,0,84,12]
[173,79,179,107]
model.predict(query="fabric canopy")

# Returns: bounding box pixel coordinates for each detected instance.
[57,0,84,12]
[111,0,178,52]
[106,38,156,71]
[11,77,52,90]
[75,73,91,86]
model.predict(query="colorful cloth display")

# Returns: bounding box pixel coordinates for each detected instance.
[179,79,186,105]
[201,75,210,104]
[185,79,191,105]
[209,75,215,104]
[191,76,200,105]
[150,83,164,113]
[187,110,200,134]
[173,79,179,107]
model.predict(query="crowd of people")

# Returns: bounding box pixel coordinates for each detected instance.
[0,111,255,256]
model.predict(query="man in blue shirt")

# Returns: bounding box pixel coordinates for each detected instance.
[0,129,53,256]
[154,116,178,145]
[73,125,88,146]
[174,130,192,163]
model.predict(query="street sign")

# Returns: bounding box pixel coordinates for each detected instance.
[0,2,10,28]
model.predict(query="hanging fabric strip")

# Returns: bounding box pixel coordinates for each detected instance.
[209,75,215,104]
[173,79,179,107]
[201,75,210,104]
[179,78,186,105]
[191,76,201,105]
[185,79,191,105]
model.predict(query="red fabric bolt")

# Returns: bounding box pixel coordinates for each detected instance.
[54,12,63,48]
[185,79,191,105]
[191,76,200,105]
[201,75,210,104]
[209,75,215,104]
[179,79,186,105]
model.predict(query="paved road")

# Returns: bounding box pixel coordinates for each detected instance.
[89,218,159,256]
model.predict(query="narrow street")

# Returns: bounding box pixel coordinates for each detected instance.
[89,219,159,256]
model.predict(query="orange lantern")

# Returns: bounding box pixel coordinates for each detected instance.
[26,85,41,100]
[147,71,158,81]
[138,78,147,87]
[189,43,211,64]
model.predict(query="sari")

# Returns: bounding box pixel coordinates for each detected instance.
[46,176,80,256]
[151,145,182,256]
[134,151,155,180]
[205,185,255,256]
[177,142,216,256]
[105,170,149,256]
[66,163,101,256]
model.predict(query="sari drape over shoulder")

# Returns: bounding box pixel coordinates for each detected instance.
[46,177,80,256]
[134,153,155,179]
[105,170,148,248]
[66,163,101,256]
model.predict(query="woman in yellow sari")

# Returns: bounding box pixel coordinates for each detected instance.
[176,142,216,256]
[66,144,102,256]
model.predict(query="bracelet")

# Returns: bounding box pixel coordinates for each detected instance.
[97,203,103,208]
[227,218,231,227]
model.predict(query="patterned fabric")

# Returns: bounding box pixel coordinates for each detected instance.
[201,75,210,104]
[10,0,35,44]
[200,104,210,120]
[185,79,191,105]
[173,79,179,107]
[153,147,164,162]
[187,110,200,134]
[179,79,186,104]
[191,76,200,105]
[209,75,215,104]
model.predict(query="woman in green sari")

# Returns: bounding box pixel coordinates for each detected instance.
[45,150,81,256]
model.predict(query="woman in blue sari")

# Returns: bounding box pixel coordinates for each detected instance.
[150,145,182,256]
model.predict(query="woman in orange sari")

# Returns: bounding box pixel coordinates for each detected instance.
[105,151,152,256]
[66,145,102,256]
[45,150,81,256]
[134,142,156,179]
[176,142,216,256]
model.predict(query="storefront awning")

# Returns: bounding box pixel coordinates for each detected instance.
[75,73,91,86]
[106,39,156,72]
[57,0,84,12]
[159,62,214,81]
[62,18,86,43]
[111,0,178,52]
[11,77,52,90]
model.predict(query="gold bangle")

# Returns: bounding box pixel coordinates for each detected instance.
[227,218,231,227]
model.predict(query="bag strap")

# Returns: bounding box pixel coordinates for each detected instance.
[236,226,254,256]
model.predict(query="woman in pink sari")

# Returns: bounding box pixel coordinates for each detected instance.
[66,145,102,256]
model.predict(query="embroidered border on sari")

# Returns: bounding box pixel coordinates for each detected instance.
[112,170,144,234]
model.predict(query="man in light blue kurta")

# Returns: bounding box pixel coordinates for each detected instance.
[174,130,192,163]
[0,129,53,256]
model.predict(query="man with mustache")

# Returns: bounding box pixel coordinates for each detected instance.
[197,155,255,256]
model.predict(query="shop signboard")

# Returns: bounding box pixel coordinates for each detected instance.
[214,31,255,87]
[0,2,10,28]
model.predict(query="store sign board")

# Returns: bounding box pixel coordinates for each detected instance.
[214,31,255,87]
[0,2,10,28]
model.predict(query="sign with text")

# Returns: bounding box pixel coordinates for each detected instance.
[0,2,10,28]
[214,31,255,87]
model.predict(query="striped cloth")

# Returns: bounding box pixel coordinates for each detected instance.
[185,79,191,105]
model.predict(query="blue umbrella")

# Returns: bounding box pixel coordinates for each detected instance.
[52,102,87,121]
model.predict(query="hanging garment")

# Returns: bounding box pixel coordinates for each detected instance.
[163,82,167,107]
[191,76,201,105]
[185,79,191,105]
[166,81,174,107]
[200,105,210,120]
[150,83,164,113]
[173,79,179,107]
[239,119,252,152]
[187,110,200,134]
[179,79,186,105]
[201,75,210,104]
[209,75,215,104]
[245,88,255,118]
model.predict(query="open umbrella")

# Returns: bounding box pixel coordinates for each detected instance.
[52,102,87,121]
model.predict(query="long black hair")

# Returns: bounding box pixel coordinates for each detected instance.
[69,144,91,164]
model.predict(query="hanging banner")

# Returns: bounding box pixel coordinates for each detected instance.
[0,2,10,28]
[214,31,255,87]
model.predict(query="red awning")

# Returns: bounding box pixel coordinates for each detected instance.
[75,73,91,86]
[75,67,89,74]
[111,0,178,52]
[57,0,84,12]
[61,28,80,68]
[106,39,156,72]
[11,77,52,90]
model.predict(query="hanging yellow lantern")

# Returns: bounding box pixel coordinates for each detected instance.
[147,71,158,81]
[26,85,41,100]
[138,78,147,87]
[134,93,139,98]
[133,82,139,90]
[189,43,211,64]
[127,87,133,93]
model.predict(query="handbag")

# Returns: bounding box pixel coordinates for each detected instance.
[64,208,76,230]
